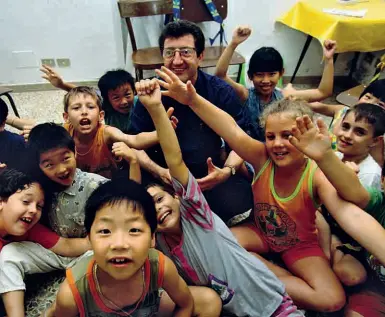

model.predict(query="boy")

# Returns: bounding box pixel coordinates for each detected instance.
[0,167,90,255]
[137,78,303,316]
[289,115,385,317]
[0,98,25,167]
[40,65,138,133]
[44,179,201,316]
[0,123,139,317]
[215,25,336,141]
[309,79,385,165]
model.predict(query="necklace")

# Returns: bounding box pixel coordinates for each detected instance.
[92,263,145,316]
[75,145,92,157]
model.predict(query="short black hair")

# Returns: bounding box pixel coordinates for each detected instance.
[359,79,385,102]
[159,20,205,57]
[0,98,8,126]
[248,47,284,78]
[28,123,75,161]
[0,168,38,199]
[344,103,385,137]
[97,69,135,112]
[84,178,157,234]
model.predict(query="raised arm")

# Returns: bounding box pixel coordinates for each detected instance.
[283,40,336,102]
[289,115,370,208]
[214,26,251,102]
[40,65,76,92]
[135,79,189,187]
[156,66,267,170]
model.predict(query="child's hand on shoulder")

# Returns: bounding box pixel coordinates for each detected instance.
[289,115,332,161]
[156,66,197,106]
[135,78,162,109]
[231,26,252,46]
[344,161,360,174]
[323,40,337,60]
[112,142,137,163]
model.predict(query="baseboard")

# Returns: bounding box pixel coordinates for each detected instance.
[1,81,98,93]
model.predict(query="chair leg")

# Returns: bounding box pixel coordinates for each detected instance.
[4,93,20,118]
[291,34,313,83]
[135,68,144,81]
[236,64,243,83]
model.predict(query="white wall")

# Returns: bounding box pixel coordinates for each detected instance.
[0,0,353,86]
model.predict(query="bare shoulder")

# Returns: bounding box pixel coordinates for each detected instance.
[55,279,79,316]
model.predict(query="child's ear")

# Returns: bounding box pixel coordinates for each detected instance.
[280,68,285,77]
[370,135,383,148]
[151,234,156,248]
[99,110,105,123]
[63,112,69,123]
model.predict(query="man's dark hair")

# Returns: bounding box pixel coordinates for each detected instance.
[98,69,136,112]
[0,98,8,126]
[159,20,205,57]
[248,47,284,79]
[85,178,158,234]
[344,103,385,137]
[359,79,385,102]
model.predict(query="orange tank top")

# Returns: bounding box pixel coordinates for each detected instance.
[251,158,319,253]
[64,123,117,179]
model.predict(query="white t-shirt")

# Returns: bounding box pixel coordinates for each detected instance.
[336,152,382,190]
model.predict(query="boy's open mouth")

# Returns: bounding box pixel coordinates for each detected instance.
[109,257,132,265]
[20,217,32,224]
[58,172,71,181]
[79,118,91,126]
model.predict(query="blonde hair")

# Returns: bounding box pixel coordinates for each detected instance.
[63,86,102,112]
[260,98,314,129]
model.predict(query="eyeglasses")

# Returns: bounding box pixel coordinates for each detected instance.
[163,47,196,59]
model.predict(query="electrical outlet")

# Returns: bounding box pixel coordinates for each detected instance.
[56,58,71,68]
[41,58,56,67]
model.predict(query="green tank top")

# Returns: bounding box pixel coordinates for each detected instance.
[66,248,164,317]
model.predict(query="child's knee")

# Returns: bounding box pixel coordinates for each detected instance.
[333,260,367,287]
[318,290,346,312]
[191,287,222,317]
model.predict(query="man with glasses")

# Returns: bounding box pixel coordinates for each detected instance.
[130,20,253,225]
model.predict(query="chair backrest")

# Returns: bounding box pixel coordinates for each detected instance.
[118,0,173,51]
[179,0,227,23]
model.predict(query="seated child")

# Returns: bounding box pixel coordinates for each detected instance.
[40,65,138,133]
[309,79,385,163]
[45,178,221,316]
[215,25,336,141]
[63,86,158,178]
[150,66,373,312]
[0,123,137,317]
[0,99,26,167]
[0,167,93,316]
[137,78,303,316]
[288,115,385,317]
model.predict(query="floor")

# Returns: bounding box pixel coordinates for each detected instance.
[2,81,350,317]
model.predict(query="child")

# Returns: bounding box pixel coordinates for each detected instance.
[0,99,26,167]
[215,26,336,141]
[44,178,220,316]
[309,79,385,163]
[150,66,372,312]
[40,65,138,133]
[62,86,158,178]
[137,77,303,316]
[288,115,385,317]
[0,123,139,317]
[0,167,90,255]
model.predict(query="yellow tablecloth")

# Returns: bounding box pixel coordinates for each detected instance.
[277,0,385,53]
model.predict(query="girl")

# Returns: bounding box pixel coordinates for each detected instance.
[152,66,359,312]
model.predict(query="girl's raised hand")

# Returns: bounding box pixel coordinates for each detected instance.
[231,26,252,46]
[156,66,197,106]
[289,115,332,161]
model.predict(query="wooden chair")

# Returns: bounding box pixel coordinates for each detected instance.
[0,86,20,117]
[118,0,245,81]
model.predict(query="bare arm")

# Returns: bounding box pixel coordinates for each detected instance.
[40,65,76,92]
[307,102,343,118]
[283,40,336,102]
[316,210,331,261]
[316,170,385,266]
[215,26,251,102]
[135,79,189,187]
[134,150,172,185]
[45,280,79,317]
[162,256,194,316]
[50,237,91,257]
[289,115,370,208]
[157,66,268,171]
[6,115,36,130]
[104,126,158,150]
[111,142,141,183]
